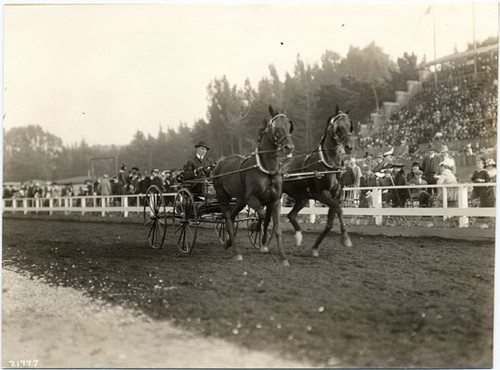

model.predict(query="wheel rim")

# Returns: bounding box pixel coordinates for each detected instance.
[173,189,197,254]
[143,185,167,249]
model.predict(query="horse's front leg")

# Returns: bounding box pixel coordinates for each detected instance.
[260,207,272,253]
[224,199,247,260]
[335,203,352,248]
[287,198,309,247]
[270,199,289,266]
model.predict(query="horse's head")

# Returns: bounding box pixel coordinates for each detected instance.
[261,105,295,155]
[325,105,353,155]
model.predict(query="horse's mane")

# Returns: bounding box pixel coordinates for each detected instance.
[256,118,268,143]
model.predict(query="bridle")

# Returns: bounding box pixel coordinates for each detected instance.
[315,112,352,168]
[261,113,293,149]
[254,113,294,175]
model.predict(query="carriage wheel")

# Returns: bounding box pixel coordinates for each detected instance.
[246,208,275,250]
[213,214,239,245]
[143,185,167,249]
[172,188,197,255]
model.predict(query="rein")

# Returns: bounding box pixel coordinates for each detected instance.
[209,113,292,179]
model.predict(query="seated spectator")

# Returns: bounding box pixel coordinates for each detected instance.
[407,161,424,183]
[408,169,432,207]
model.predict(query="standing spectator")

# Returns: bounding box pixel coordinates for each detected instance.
[465,143,474,156]
[471,157,490,207]
[139,171,152,194]
[421,145,441,194]
[481,158,497,207]
[392,164,409,207]
[150,169,163,189]
[439,145,456,175]
[98,174,112,208]
[436,158,458,207]
[393,138,409,160]
[343,158,362,206]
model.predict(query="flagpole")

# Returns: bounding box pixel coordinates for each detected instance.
[473,2,477,80]
[432,3,437,88]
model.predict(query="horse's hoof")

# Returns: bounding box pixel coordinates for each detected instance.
[260,246,269,253]
[342,233,353,248]
[295,231,303,247]
[282,260,290,267]
[223,240,231,250]
[312,249,319,258]
[234,254,243,261]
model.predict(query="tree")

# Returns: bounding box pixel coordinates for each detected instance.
[3,125,63,181]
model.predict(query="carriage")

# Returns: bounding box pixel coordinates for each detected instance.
[143,179,271,254]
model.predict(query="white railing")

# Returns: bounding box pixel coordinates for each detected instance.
[2,183,496,228]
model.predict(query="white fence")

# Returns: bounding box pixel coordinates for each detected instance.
[2,183,496,228]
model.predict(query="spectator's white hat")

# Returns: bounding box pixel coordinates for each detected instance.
[440,145,449,153]
[467,143,472,147]
[485,158,496,167]
[434,132,443,138]
[439,158,454,168]
[383,147,394,157]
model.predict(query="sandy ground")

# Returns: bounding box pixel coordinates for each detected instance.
[2,268,311,368]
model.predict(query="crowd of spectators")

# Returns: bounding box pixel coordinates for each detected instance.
[341,142,496,209]
[3,163,182,208]
[359,52,498,154]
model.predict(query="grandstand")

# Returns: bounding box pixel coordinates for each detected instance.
[356,42,498,179]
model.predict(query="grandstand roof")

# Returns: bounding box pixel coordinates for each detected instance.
[425,43,498,67]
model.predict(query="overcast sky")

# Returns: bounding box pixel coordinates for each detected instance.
[3,1,498,146]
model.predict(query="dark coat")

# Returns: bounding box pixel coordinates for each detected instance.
[183,155,214,180]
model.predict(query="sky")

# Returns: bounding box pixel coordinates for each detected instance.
[2,1,499,146]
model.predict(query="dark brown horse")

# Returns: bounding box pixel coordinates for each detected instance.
[280,106,354,257]
[213,106,295,265]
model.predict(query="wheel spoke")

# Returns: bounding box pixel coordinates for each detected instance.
[147,221,156,239]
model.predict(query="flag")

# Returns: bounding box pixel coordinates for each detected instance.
[423,4,432,16]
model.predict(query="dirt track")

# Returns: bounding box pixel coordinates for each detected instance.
[2,217,495,368]
[2,268,308,368]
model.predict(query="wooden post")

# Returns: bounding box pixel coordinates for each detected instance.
[123,196,129,218]
[81,196,86,216]
[23,199,28,215]
[101,196,106,217]
[458,185,469,228]
[373,188,382,226]
[309,199,316,224]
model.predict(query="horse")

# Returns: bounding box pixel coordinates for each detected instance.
[278,106,354,257]
[213,105,295,265]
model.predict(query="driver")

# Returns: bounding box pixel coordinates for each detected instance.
[183,141,215,194]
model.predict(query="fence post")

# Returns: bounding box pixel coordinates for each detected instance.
[442,187,448,220]
[123,196,129,218]
[81,196,86,216]
[309,199,316,224]
[458,185,469,228]
[49,198,53,215]
[23,199,28,215]
[373,188,382,226]
[101,196,106,217]
[13,198,17,212]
